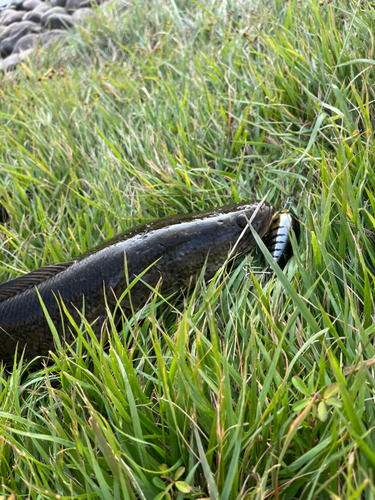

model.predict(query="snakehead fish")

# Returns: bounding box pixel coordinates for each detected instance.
[0,201,276,365]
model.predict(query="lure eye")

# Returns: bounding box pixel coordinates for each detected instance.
[236,213,248,228]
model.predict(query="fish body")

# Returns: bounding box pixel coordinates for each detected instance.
[0,202,276,365]
[266,209,300,269]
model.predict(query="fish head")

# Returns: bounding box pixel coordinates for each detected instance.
[209,201,277,256]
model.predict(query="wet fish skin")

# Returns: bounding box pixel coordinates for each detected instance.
[0,201,276,365]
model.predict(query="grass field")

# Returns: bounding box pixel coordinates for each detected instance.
[1,0,375,498]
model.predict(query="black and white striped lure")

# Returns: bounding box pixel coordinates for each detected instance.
[265,209,300,269]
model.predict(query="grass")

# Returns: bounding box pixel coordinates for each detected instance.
[1,0,375,497]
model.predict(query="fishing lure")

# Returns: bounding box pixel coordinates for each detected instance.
[265,208,300,269]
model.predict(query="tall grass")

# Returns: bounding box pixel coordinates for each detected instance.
[1,0,375,497]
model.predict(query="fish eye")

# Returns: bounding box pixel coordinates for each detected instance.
[236,213,248,228]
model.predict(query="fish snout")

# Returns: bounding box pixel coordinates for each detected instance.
[241,203,276,238]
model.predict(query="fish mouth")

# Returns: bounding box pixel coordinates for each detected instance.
[259,204,278,238]
[233,203,277,255]
[248,203,277,239]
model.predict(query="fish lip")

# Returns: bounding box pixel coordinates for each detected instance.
[265,205,278,232]
[251,204,277,239]
[234,203,277,254]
